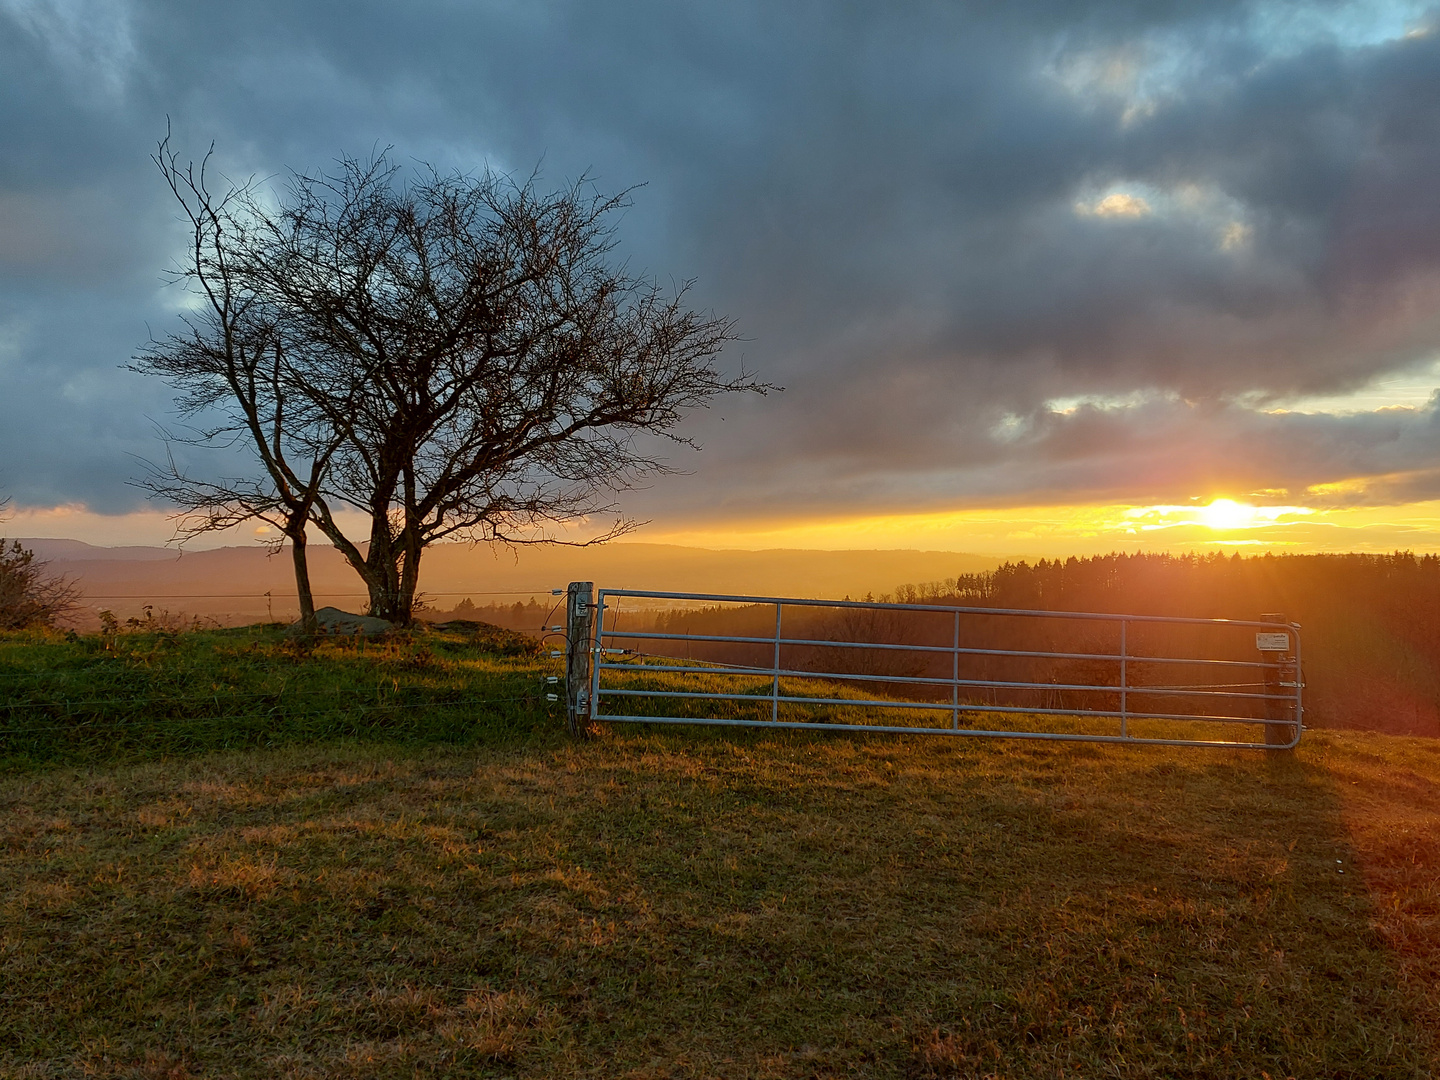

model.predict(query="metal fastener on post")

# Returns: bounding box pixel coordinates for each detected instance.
[1259,612,1296,749]
[565,581,597,738]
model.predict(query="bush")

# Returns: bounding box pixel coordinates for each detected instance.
[0,538,78,630]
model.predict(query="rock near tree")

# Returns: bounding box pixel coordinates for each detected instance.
[286,606,394,637]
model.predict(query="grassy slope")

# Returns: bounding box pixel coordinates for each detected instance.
[2,629,1439,1078]
[2,738,1438,1076]
[0,624,553,771]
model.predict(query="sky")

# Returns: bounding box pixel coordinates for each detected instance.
[4,0,1440,557]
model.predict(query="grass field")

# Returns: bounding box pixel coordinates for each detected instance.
[2,627,1439,1077]
[0,623,553,771]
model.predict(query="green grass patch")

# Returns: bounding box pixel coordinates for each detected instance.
[0,624,560,771]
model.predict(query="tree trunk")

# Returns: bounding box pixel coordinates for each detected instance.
[289,525,318,632]
[362,546,419,625]
[390,469,423,626]
[304,508,393,620]
[306,497,417,626]
[358,520,405,623]
[396,535,422,626]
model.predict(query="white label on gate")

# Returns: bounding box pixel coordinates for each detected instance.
[1256,632,1290,651]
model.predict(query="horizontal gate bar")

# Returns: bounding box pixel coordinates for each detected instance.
[599,589,1297,628]
[596,686,1292,725]
[601,629,1288,669]
[595,660,1294,701]
[594,713,1286,750]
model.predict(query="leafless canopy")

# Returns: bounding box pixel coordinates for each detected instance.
[134,135,365,627]
[136,136,767,623]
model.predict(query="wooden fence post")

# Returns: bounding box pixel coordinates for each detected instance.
[566,581,596,738]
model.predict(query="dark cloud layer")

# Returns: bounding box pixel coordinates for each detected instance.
[2,0,1440,524]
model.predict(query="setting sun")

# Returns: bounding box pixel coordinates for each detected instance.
[1200,498,1256,530]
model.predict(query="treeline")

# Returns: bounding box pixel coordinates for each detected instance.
[417,597,554,631]
[919,551,1440,621]
[921,551,1440,735]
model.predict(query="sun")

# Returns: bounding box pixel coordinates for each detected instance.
[1199,498,1256,530]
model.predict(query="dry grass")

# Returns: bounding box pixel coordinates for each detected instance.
[2,727,1439,1078]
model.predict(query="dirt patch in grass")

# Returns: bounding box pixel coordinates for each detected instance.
[1,728,1437,1077]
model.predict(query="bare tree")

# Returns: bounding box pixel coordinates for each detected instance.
[0,499,79,630]
[142,143,766,624]
[136,140,766,625]
[314,161,765,622]
[134,136,367,631]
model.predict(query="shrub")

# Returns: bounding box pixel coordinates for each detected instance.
[0,538,78,630]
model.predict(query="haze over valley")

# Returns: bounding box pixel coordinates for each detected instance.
[23,539,997,626]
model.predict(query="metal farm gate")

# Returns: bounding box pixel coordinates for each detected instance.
[558,583,1303,751]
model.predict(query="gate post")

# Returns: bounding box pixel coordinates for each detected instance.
[565,581,596,738]
[1259,612,1297,749]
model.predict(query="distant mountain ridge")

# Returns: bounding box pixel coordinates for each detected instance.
[18,538,177,562]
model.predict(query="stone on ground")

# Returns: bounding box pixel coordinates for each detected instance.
[286,606,394,637]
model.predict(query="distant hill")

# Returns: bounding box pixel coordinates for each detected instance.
[16,539,996,626]
[20,539,177,562]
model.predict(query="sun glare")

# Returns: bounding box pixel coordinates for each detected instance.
[1200,498,1256,530]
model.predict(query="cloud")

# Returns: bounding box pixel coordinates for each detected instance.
[3,0,1440,540]
[0,0,138,101]
[1077,191,1154,217]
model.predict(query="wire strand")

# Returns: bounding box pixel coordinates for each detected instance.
[76,590,558,599]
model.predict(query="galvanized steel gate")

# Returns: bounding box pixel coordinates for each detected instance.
[561,583,1302,750]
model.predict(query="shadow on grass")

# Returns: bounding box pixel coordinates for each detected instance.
[0,719,1433,1077]
[574,727,1429,1078]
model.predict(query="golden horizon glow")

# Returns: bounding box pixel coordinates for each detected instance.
[1120,499,1315,534]
[638,498,1440,556]
[10,497,1440,560]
